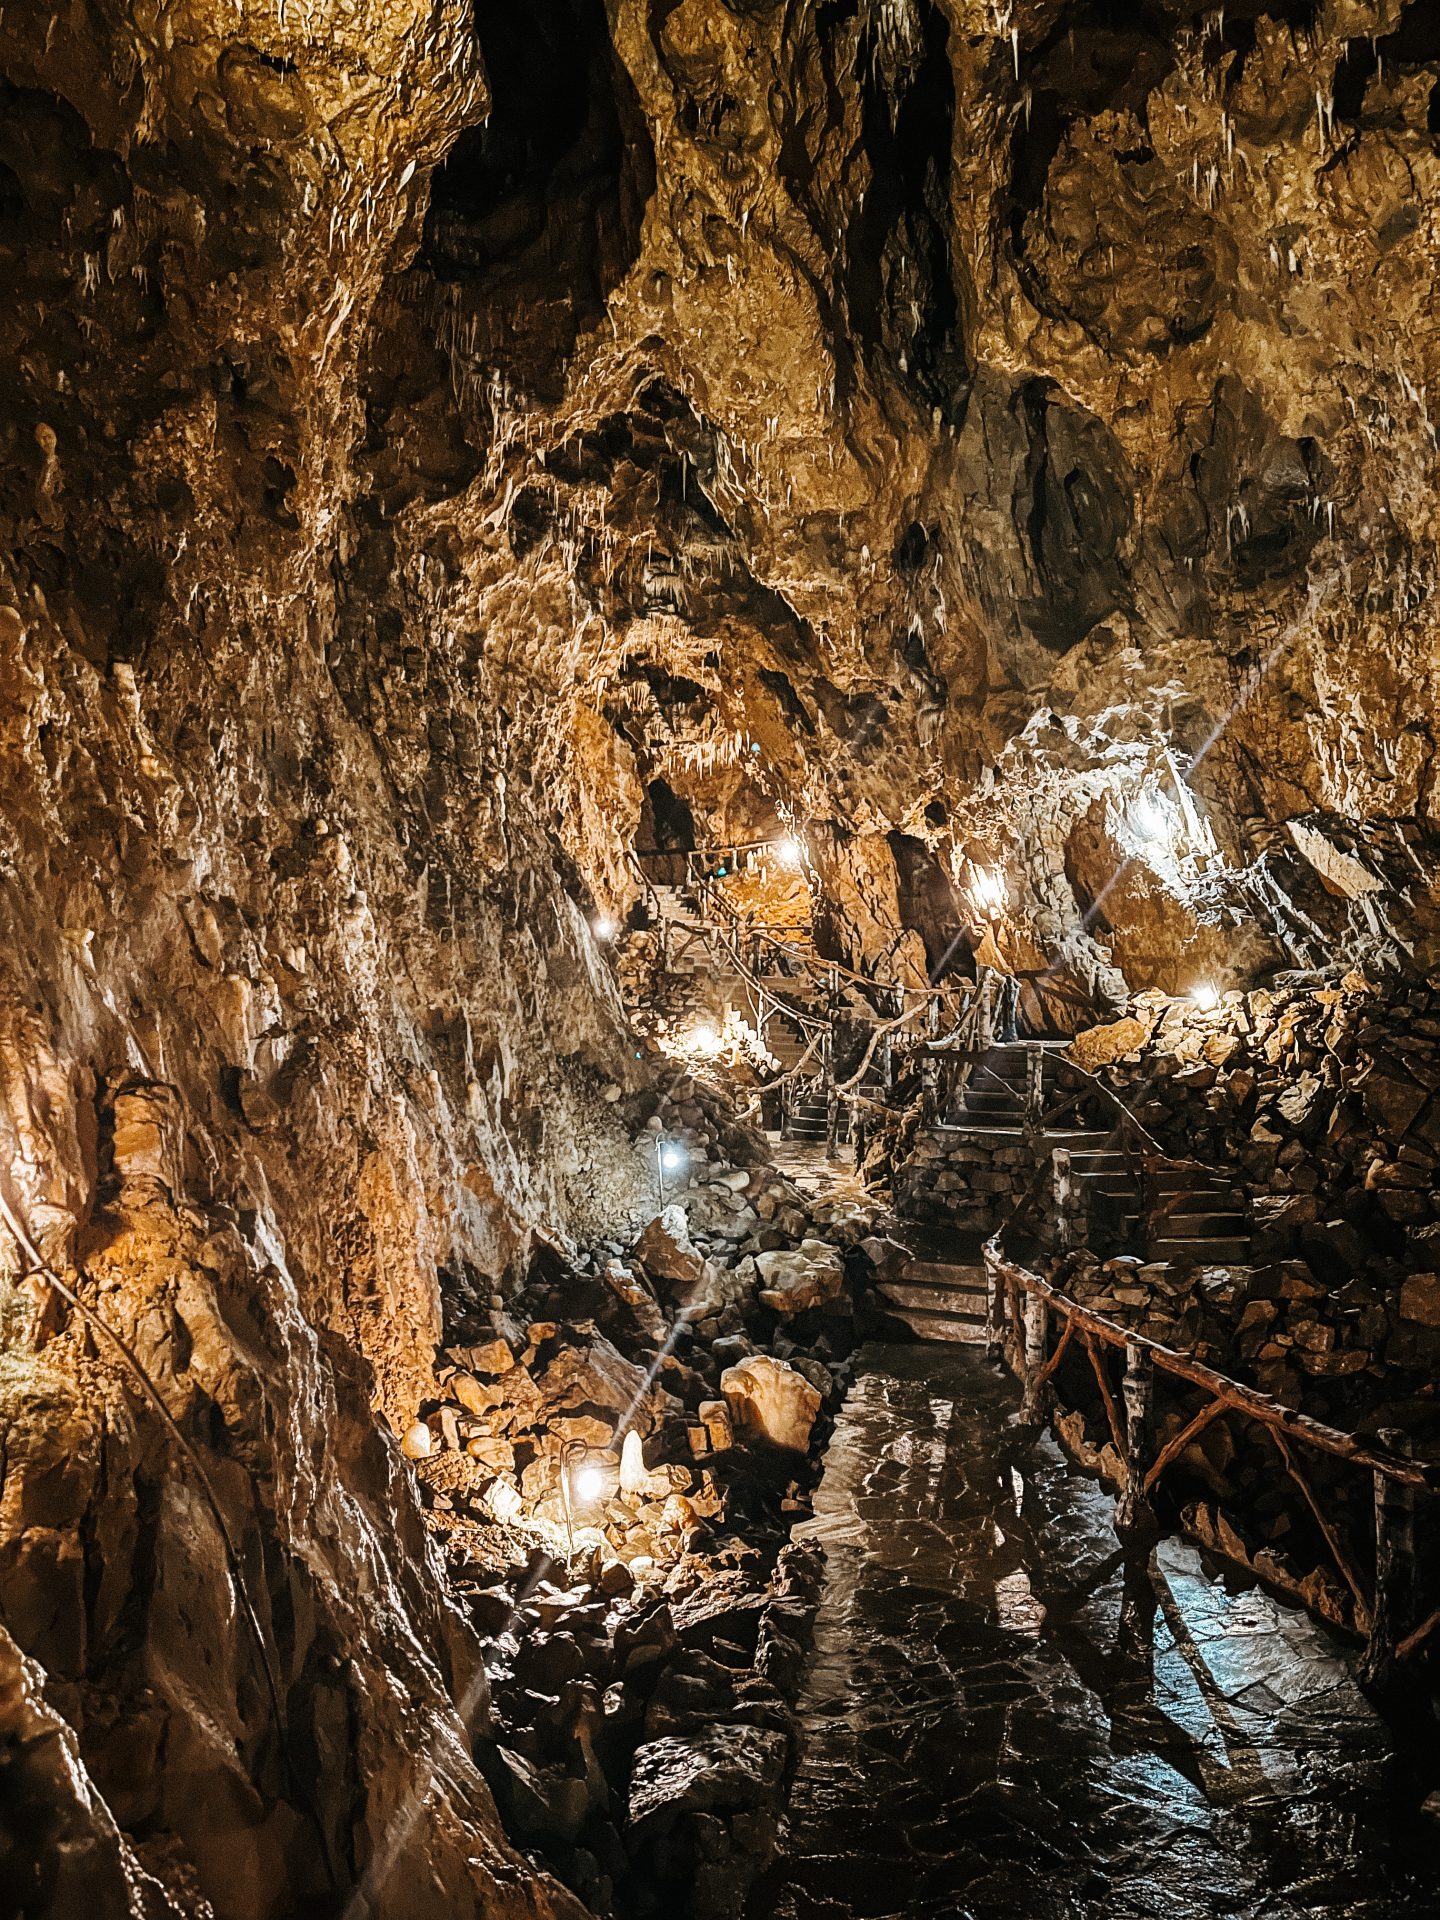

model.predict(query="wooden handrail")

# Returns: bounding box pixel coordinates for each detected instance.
[984,1237,1436,1490]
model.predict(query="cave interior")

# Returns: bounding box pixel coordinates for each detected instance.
[2,1,1440,1916]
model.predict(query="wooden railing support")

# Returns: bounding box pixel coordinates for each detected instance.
[984,1254,1006,1365]
[1115,1347,1157,1541]
[1024,1042,1044,1130]
[1019,1292,1049,1423]
[1362,1427,1416,1688]
[920,1052,939,1126]
[977,971,996,1052]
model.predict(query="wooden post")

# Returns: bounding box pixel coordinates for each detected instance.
[1024,1042,1044,1130]
[1019,1291,1049,1422]
[1115,1346,1157,1540]
[920,1050,939,1126]
[1362,1428,1416,1688]
[880,990,896,1093]
[984,1255,1006,1364]
[1053,1147,1073,1253]
[823,1028,839,1156]
[978,971,995,1051]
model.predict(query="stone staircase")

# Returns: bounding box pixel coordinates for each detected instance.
[871,1230,989,1345]
[1147,1164,1252,1266]
[946,1039,1070,1126]
[886,1041,1254,1344]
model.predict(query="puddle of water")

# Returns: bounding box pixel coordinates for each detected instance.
[757,1344,1436,1920]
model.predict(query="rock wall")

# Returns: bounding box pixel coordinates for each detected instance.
[0,1,639,1911]
[893,1123,1036,1232]
[6,0,1440,1911]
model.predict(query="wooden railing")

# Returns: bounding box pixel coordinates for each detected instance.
[983,1152,1437,1684]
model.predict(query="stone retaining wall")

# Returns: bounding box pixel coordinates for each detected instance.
[894,1126,1037,1233]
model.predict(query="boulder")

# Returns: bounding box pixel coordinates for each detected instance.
[633,1206,706,1289]
[533,1331,672,1435]
[698,1400,734,1454]
[1363,1072,1428,1140]
[754,1238,844,1316]
[627,1726,789,1842]
[858,1235,909,1283]
[720,1356,821,1453]
[1399,1272,1440,1329]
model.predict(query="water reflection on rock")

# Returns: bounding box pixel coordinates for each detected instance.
[752,1345,1433,1920]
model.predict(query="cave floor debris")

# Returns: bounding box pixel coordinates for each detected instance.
[751,1344,1434,1920]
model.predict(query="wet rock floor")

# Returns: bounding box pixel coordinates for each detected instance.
[751,1344,1435,1920]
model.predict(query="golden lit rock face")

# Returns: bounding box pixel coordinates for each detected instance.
[2,0,1440,1910]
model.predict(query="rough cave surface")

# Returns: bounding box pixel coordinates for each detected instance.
[2,0,1440,1916]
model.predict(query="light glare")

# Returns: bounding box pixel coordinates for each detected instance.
[571,1463,606,1505]
[1191,983,1220,1011]
[1130,791,1171,848]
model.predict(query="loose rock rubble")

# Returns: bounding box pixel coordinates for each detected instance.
[403,1072,885,1917]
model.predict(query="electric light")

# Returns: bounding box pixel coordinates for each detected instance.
[1191,983,1220,1012]
[592,913,618,941]
[690,1019,722,1055]
[774,834,806,870]
[1130,790,1171,848]
[659,1143,688,1175]
[970,865,1006,914]
[571,1461,606,1506]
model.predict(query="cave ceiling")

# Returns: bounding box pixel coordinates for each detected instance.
[4,0,1440,996]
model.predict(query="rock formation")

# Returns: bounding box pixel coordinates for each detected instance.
[4,0,1440,1913]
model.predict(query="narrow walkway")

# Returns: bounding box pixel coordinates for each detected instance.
[752,1345,1433,1920]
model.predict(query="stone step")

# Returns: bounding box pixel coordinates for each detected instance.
[1151,1236,1251,1262]
[880,1279,987,1313]
[877,1303,988,1345]
[1150,1168,1241,1191]
[904,1258,988,1284]
[1158,1208,1248,1234]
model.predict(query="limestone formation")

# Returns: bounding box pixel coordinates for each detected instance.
[5,0,1440,1913]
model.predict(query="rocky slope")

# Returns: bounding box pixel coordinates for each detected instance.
[4,0,1440,1913]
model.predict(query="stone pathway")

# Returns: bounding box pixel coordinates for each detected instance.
[751,1344,1434,1920]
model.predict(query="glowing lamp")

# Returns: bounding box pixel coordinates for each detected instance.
[570,1460,606,1506]
[970,866,1006,914]
[1130,791,1171,848]
[592,914,618,941]
[1191,984,1220,1012]
[659,1143,688,1176]
[690,1020,721,1055]
[774,835,806,870]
